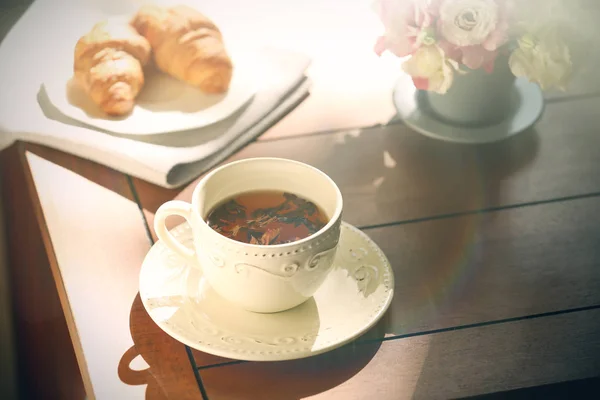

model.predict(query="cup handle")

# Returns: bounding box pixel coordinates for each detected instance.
[154,200,197,265]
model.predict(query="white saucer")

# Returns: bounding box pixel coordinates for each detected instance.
[139,222,394,362]
[392,73,545,144]
[42,15,258,136]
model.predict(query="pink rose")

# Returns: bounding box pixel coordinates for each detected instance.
[436,0,512,70]
[438,41,498,71]
[373,0,439,57]
[437,0,510,49]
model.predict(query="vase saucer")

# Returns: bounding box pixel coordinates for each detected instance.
[139,221,395,362]
[392,73,544,144]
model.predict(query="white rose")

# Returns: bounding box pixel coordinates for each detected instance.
[402,45,460,94]
[439,0,499,47]
[509,28,572,90]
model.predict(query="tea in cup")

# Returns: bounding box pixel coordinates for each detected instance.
[154,158,343,313]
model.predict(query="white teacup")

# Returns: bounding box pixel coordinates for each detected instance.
[154,158,343,313]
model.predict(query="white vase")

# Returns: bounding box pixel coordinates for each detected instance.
[425,56,516,127]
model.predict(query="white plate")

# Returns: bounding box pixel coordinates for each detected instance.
[42,16,257,136]
[393,73,544,144]
[139,222,395,362]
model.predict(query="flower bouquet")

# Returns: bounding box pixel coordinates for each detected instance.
[373,0,573,94]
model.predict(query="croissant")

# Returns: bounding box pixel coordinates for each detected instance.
[131,4,233,94]
[74,20,151,116]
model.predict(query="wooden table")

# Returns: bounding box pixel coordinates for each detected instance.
[4,96,600,399]
[3,1,600,399]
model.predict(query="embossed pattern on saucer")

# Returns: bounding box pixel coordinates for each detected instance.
[139,222,395,361]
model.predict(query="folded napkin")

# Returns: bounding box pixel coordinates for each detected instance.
[0,1,311,188]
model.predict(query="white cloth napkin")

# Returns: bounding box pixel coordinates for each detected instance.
[0,0,311,188]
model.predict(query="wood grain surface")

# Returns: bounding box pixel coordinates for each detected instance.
[368,196,600,336]
[7,99,600,398]
[0,143,85,400]
[19,144,203,399]
[198,308,600,399]
[132,95,600,230]
[14,93,600,398]
[128,95,600,373]
[185,195,600,367]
